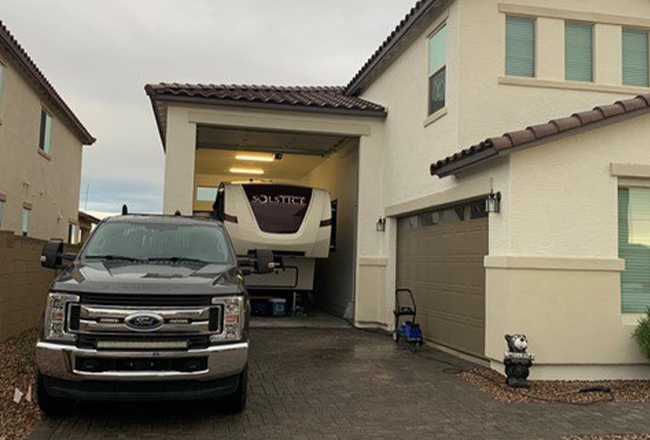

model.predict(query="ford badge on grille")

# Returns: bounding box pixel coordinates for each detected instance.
[125,313,164,331]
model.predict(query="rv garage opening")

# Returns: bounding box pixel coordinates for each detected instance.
[192,125,360,320]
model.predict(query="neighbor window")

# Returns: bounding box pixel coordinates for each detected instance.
[0,200,3,228]
[428,24,448,115]
[0,63,4,108]
[618,187,650,313]
[506,16,535,77]
[22,208,30,236]
[565,22,593,82]
[39,109,53,155]
[623,29,649,87]
[68,223,79,245]
[196,187,218,202]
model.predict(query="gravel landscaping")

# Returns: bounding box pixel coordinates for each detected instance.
[460,366,650,404]
[566,436,650,440]
[0,330,40,440]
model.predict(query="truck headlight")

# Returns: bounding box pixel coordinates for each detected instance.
[44,293,79,342]
[210,296,245,343]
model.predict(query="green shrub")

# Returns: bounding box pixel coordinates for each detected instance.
[633,309,650,362]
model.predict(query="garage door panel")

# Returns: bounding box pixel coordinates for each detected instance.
[397,212,487,358]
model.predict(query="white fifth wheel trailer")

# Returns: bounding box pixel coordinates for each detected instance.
[212,183,332,291]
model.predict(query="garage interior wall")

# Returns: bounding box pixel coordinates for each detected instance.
[301,141,359,317]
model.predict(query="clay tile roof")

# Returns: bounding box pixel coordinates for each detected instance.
[145,83,386,115]
[430,93,650,177]
[0,20,94,145]
[345,0,441,95]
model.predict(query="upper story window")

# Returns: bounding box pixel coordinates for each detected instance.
[506,16,535,77]
[428,24,448,115]
[565,22,594,82]
[0,63,4,108]
[39,109,53,155]
[0,200,4,229]
[623,29,649,87]
[22,206,30,236]
[618,187,650,313]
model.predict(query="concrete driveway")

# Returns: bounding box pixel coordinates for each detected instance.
[28,328,650,440]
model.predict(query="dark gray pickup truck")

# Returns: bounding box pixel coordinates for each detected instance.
[35,214,273,415]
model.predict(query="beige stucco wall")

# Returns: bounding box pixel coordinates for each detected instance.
[483,114,650,379]
[0,52,84,241]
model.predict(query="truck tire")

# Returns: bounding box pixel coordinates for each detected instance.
[222,367,248,414]
[36,374,74,417]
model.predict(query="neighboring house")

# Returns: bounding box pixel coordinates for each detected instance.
[147,0,650,379]
[78,211,100,244]
[0,19,95,241]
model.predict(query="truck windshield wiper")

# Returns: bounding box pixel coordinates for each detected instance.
[85,255,146,262]
[147,257,208,264]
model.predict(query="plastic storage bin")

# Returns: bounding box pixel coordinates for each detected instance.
[270,298,287,317]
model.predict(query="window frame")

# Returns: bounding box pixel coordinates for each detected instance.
[0,61,5,113]
[618,185,650,314]
[505,15,537,78]
[427,23,448,117]
[622,27,650,88]
[565,21,595,83]
[38,108,53,156]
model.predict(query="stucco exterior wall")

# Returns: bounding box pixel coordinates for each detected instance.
[486,114,650,379]
[0,52,84,241]
[456,0,650,147]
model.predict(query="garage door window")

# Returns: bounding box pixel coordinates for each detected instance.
[399,200,488,230]
[618,187,650,313]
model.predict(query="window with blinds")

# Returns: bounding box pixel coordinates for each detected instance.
[623,29,649,87]
[618,187,650,314]
[428,24,447,115]
[565,22,593,82]
[506,16,535,77]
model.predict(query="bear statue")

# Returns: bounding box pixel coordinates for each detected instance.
[503,334,534,388]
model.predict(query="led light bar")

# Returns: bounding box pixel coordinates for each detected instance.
[96,340,188,350]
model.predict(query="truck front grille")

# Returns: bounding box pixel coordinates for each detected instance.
[70,294,222,350]
[75,357,208,373]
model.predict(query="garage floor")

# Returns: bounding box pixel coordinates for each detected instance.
[250,309,350,329]
[29,329,650,440]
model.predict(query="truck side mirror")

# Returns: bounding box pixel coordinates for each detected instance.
[254,249,275,274]
[41,239,64,269]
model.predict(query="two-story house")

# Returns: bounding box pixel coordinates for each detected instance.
[0,19,95,242]
[147,0,650,380]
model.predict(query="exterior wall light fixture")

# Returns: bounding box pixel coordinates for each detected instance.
[376,217,386,232]
[486,192,501,214]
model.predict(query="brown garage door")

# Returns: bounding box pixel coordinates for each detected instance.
[396,200,488,358]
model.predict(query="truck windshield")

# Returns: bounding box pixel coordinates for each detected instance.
[82,222,231,264]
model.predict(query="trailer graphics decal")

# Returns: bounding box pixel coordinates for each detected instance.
[243,185,312,234]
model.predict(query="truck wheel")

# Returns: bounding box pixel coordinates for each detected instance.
[36,374,74,417]
[222,367,248,414]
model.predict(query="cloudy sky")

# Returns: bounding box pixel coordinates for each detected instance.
[0,0,415,217]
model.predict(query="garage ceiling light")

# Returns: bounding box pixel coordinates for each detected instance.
[230,167,264,175]
[235,153,275,163]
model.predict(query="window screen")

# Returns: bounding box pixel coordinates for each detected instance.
[506,16,535,77]
[619,187,650,313]
[565,22,593,82]
[623,29,649,87]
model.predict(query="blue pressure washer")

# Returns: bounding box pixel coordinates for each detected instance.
[392,288,423,349]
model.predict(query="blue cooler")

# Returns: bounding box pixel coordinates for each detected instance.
[270,298,287,317]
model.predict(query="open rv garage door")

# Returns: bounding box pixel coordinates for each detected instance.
[396,200,488,358]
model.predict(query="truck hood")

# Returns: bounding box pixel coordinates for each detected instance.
[52,260,241,295]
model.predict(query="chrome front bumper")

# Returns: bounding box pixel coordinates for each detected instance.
[36,340,249,382]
